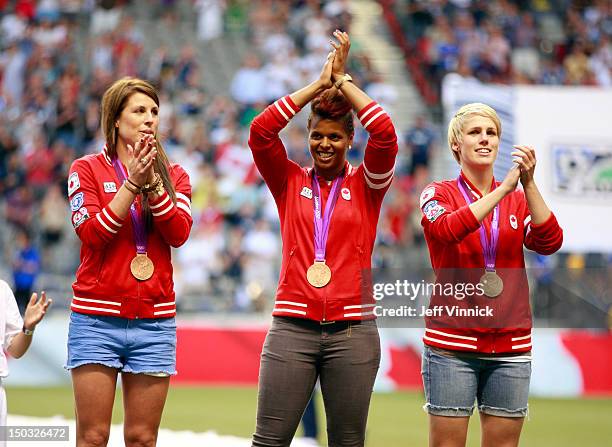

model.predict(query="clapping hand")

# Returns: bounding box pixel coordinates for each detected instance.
[500,165,521,194]
[127,135,157,187]
[23,292,52,331]
[329,30,350,82]
[512,145,537,187]
[318,50,335,89]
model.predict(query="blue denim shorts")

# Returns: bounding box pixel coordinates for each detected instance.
[421,346,530,417]
[66,312,177,375]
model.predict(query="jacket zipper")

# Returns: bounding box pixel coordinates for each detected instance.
[322,293,327,322]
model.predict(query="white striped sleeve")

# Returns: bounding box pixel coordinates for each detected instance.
[363,162,394,190]
[273,96,298,122]
[357,102,388,131]
[150,190,175,217]
[96,207,123,234]
[175,192,192,216]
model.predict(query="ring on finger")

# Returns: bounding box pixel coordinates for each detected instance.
[141,157,148,165]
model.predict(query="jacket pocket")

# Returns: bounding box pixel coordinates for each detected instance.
[94,250,107,285]
[281,245,297,285]
[356,244,373,293]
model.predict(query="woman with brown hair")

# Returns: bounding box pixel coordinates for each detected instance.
[249,31,398,446]
[65,77,193,446]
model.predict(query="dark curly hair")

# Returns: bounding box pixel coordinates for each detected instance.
[307,88,354,135]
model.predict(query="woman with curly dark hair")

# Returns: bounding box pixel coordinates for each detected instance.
[249,31,398,447]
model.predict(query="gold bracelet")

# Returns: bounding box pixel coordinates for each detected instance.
[123,180,141,195]
[141,173,163,194]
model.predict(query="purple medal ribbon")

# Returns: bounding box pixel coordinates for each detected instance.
[457,175,499,271]
[312,172,344,262]
[112,157,148,254]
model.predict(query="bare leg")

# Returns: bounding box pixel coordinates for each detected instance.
[121,373,170,447]
[480,413,524,447]
[429,415,470,447]
[72,365,118,447]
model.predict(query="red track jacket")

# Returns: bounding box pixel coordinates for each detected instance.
[67,147,192,319]
[420,173,563,354]
[249,96,398,322]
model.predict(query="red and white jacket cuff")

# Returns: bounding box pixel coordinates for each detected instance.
[149,190,192,220]
[95,207,124,235]
[272,96,300,122]
[359,102,394,189]
[175,192,192,216]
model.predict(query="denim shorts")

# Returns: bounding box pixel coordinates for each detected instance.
[66,312,177,375]
[421,346,530,418]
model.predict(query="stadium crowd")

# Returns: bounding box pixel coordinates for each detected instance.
[393,0,611,90]
[0,0,610,323]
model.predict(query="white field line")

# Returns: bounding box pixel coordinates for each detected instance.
[7,414,318,447]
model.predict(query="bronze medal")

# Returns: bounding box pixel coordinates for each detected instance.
[130,253,154,281]
[480,270,503,298]
[306,261,332,288]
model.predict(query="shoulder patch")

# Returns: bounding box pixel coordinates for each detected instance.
[420,186,436,208]
[68,172,80,196]
[72,207,89,228]
[70,192,84,211]
[423,200,446,223]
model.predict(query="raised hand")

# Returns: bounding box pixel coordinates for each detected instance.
[318,50,335,89]
[23,291,52,330]
[512,145,536,187]
[329,30,350,82]
[127,134,157,187]
[500,164,521,194]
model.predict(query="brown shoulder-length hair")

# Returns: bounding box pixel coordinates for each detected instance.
[101,77,176,224]
[307,88,354,135]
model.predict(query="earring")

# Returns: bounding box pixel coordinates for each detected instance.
[348,145,352,150]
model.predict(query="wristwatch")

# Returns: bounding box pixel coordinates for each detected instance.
[334,73,352,89]
[22,326,34,336]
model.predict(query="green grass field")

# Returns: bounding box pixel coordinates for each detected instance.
[6,386,612,446]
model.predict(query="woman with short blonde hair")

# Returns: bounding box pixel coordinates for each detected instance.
[419,102,563,447]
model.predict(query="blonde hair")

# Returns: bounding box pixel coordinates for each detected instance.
[100,77,176,223]
[447,103,501,163]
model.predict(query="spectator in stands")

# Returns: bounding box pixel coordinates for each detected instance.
[564,41,594,85]
[249,31,398,446]
[11,229,41,314]
[590,35,612,87]
[195,0,226,41]
[404,115,436,175]
[65,77,193,447]
[0,280,52,428]
[39,183,68,252]
[230,54,267,121]
[419,102,563,447]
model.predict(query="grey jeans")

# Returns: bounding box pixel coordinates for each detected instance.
[252,316,381,447]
